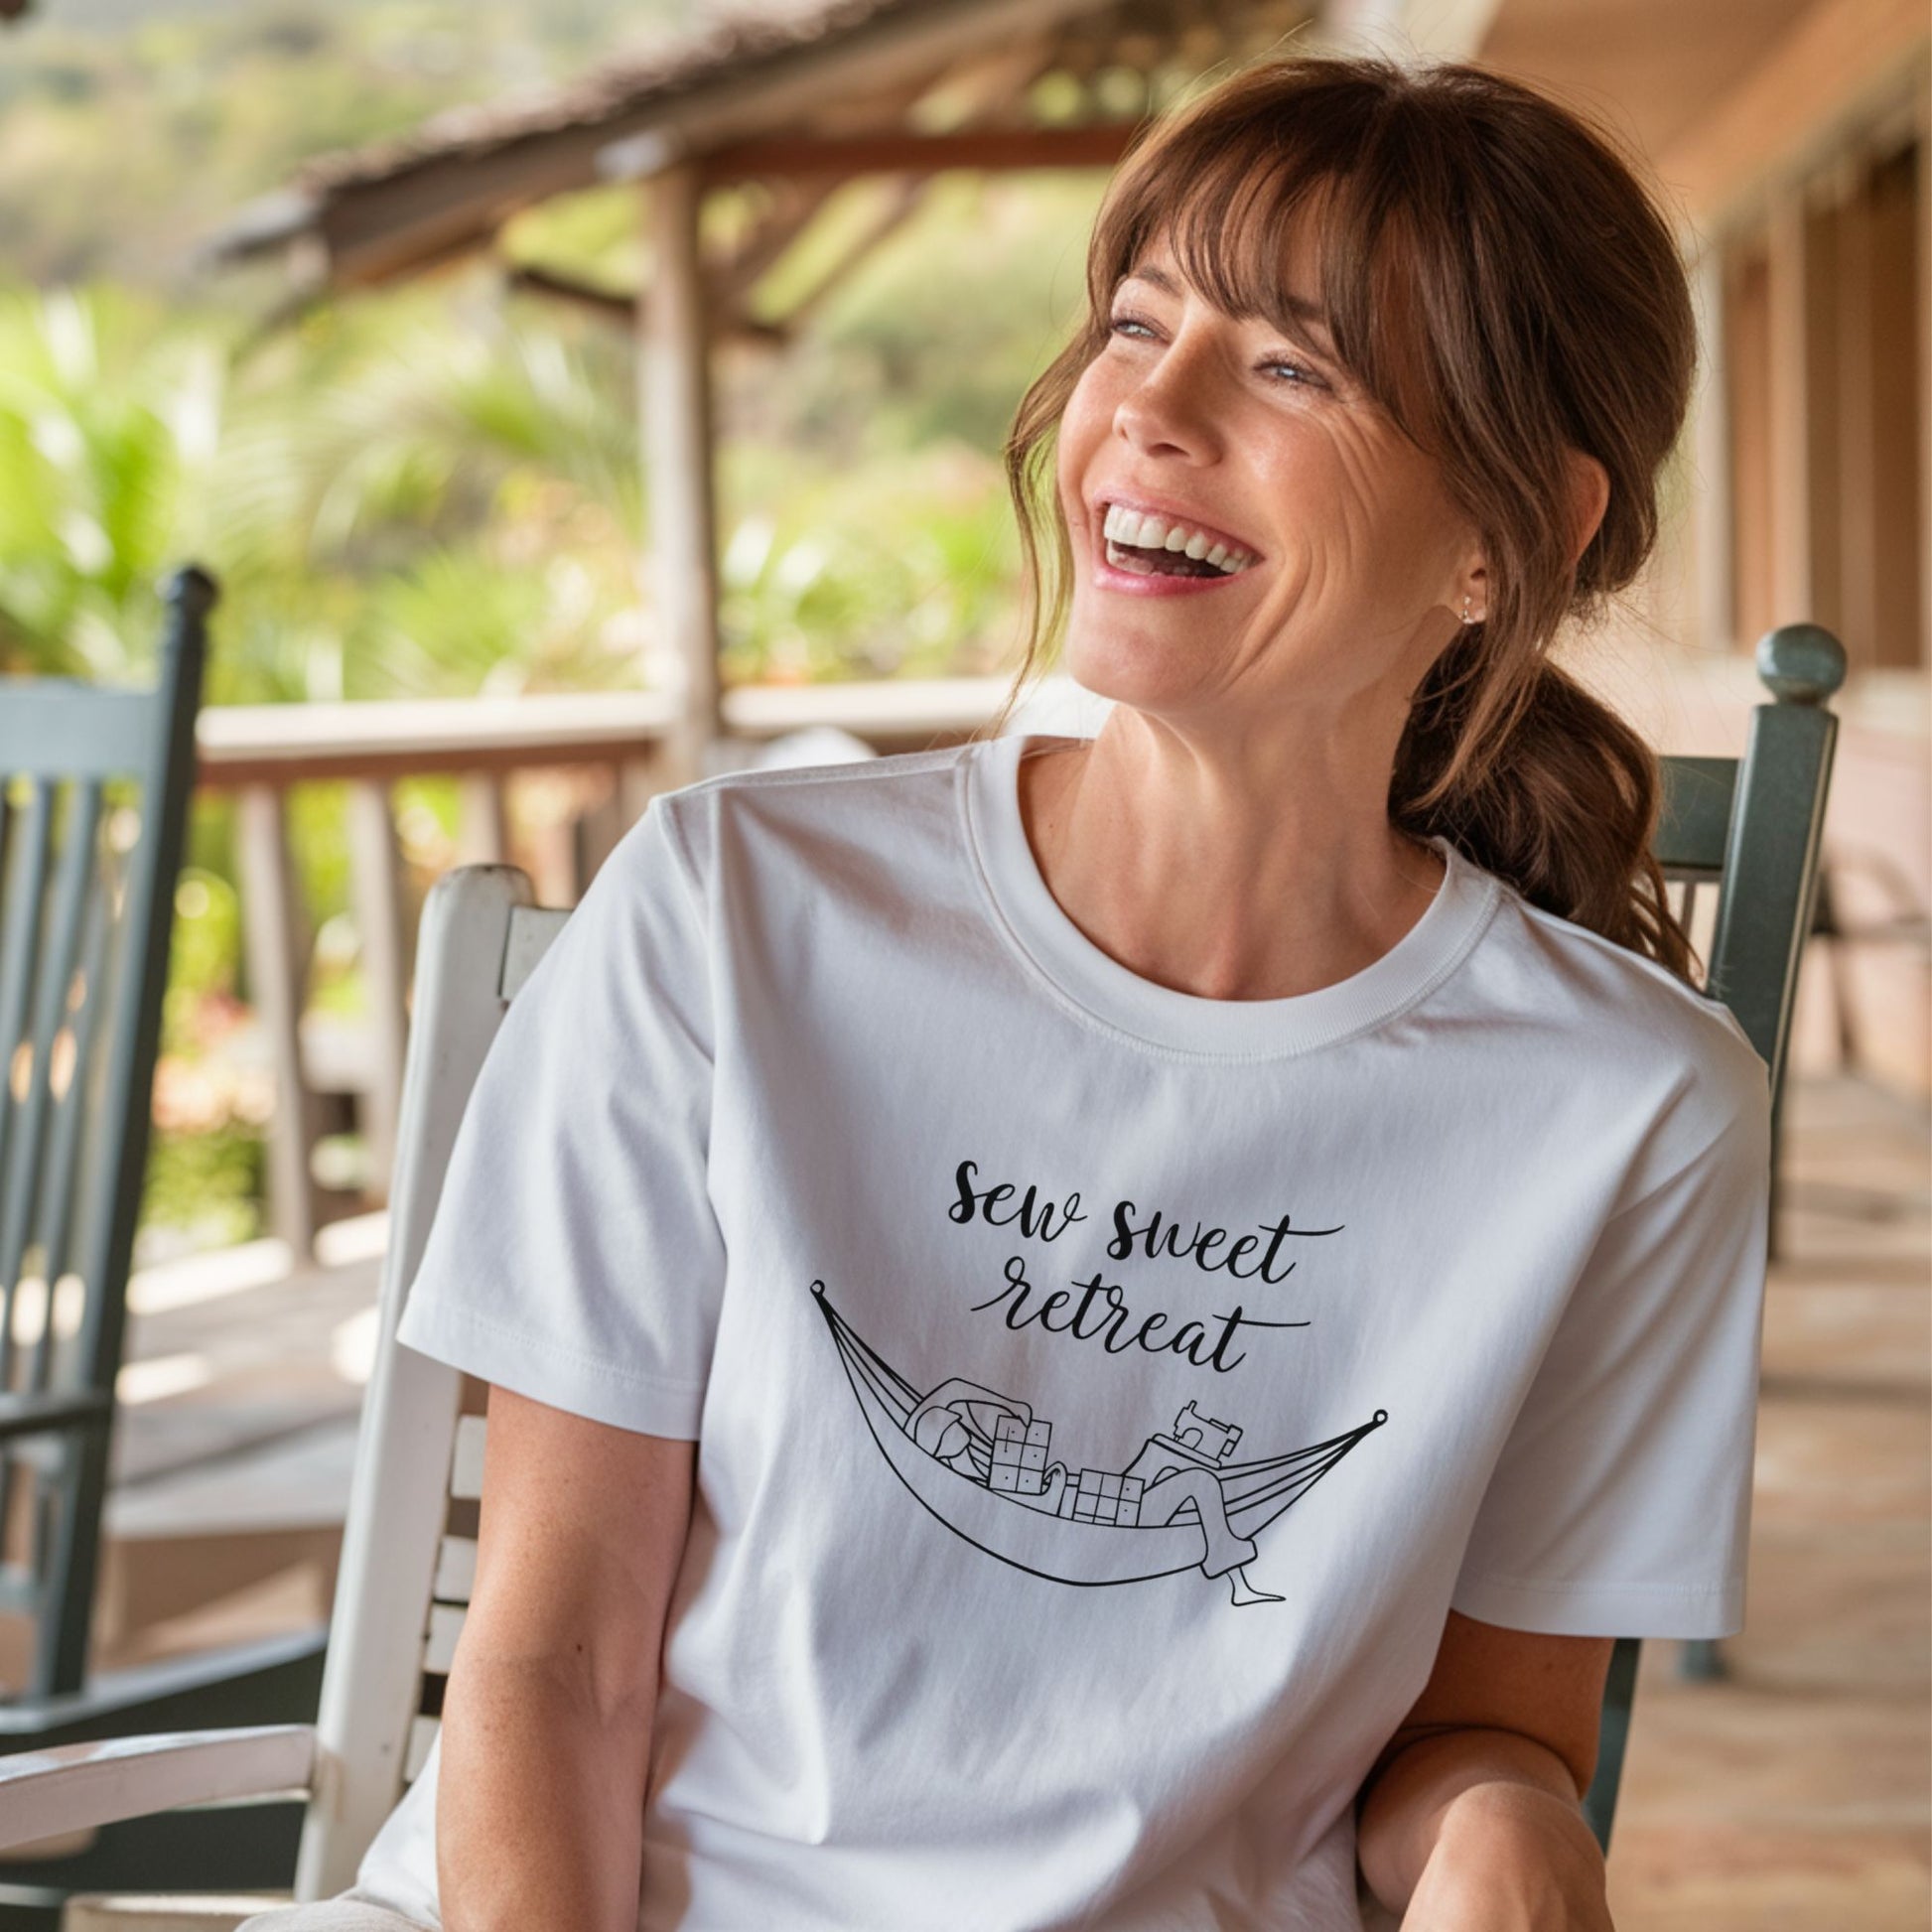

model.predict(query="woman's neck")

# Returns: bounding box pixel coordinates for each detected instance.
[1016,726,1446,1004]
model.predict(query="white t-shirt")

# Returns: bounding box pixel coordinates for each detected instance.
[361,730,1772,1932]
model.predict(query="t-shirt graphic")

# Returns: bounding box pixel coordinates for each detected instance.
[813,1279,1385,1609]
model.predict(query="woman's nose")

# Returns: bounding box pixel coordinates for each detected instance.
[1113,348,1224,462]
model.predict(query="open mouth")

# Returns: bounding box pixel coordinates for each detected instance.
[1099,500,1259,580]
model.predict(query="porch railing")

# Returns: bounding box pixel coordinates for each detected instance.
[195,677,1017,1253]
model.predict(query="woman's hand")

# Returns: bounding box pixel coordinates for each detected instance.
[1399,1779,1613,1930]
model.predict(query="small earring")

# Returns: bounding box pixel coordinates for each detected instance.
[1460,595,1480,627]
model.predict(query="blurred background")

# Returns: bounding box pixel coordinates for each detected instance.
[0,0,1925,1925]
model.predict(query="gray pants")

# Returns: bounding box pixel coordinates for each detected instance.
[236,1898,433,1931]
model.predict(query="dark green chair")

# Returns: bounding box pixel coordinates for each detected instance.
[0,568,213,1704]
[1584,621,1847,1852]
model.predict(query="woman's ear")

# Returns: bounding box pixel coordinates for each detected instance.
[1443,561,1487,628]
[1567,449,1610,568]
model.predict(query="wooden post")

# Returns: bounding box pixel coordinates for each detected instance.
[1865,116,1924,671]
[345,779,409,1202]
[641,161,723,789]
[455,774,509,867]
[1690,239,1734,650]
[1919,74,1931,674]
[1765,190,1814,625]
[1725,237,1776,655]
[1834,156,1878,670]
[1804,186,1845,646]
[234,785,320,1256]
[573,765,626,886]
[619,755,663,830]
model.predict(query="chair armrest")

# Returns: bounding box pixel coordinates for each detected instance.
[0,1724,317,1851]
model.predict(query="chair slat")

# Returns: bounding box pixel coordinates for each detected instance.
[0,785,103,1357]
[0,782,55,1238]
[433,1534,478,1605]
[422,1603,465,1676]
[25,862,117,1394]
[1707,699,1839,1094]
[500,906,570,1001]
[1655,757,1736,876]
[0,686,160,782]
[450,1415,486,1501]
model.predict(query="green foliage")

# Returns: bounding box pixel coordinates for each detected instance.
[779,175,1103,459]
[347,545,641,698]
[0,282,300,687]
[0,0,691,289]
[0,281,652,703]
[1,0,1116,1251]
[0,7,1108,707]
[140,1121,264,1248]
[718,174,1101,465]
[165,867,241,1034]
[718,438,1023,684]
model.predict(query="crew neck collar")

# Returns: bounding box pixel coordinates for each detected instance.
[962,732,1501,1059]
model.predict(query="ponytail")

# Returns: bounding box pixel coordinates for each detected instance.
[1394,635,1693,978]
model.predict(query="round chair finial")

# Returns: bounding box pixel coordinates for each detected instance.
[1755,623,1847,704]
[163,562,220,621]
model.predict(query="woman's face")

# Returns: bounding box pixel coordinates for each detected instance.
[1055,223,1483,735]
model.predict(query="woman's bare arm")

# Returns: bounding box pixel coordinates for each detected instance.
[436,1385,697,1932]
[1355,1610,1615,1930]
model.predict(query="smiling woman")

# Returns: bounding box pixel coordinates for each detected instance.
[252,49,1772,1932]
[1002,55,1697,975]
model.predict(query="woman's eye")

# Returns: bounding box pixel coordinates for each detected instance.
[1106,314,1322,389]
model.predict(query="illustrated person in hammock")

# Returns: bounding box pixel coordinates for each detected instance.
[906,1379,1286,1606]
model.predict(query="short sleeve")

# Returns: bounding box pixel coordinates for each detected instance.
[1450,1074,1773,1638]
[395,796,726,1440]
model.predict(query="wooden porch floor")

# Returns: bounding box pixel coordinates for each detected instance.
[98,1073,1931,1924]
[1606,1072,1931,1930]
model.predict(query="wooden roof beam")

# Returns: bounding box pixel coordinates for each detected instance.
[710,176,847,311]
[502,261,790,347]
[311,0,1128,288]
[762,175,931,333]
[712,47,1058,338]
[697,120,1141,187]
[504,262,635,324]
[900,41,1064,131]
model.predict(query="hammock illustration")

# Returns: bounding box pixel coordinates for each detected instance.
[811,1281,1386,1588]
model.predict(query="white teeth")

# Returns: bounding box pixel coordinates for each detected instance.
[1101,501,1254,575]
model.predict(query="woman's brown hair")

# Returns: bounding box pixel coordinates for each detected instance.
[994,51,1700,977]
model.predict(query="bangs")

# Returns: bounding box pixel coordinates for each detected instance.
[1087,84,1449,450]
